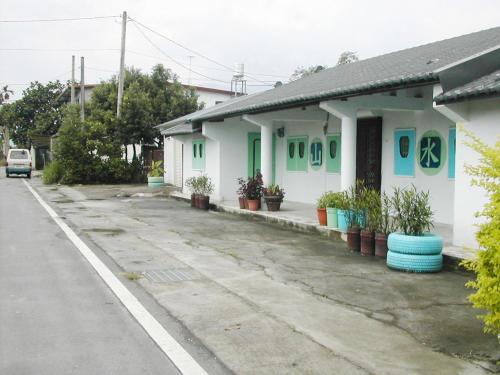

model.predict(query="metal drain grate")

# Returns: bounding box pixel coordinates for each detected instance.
[143,269,200,283]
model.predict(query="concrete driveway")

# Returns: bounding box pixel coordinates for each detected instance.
[30,177,499,374]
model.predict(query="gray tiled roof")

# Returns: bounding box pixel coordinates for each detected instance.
[435,69,500,104]
[162,122,200,136]
[161,26,500,127]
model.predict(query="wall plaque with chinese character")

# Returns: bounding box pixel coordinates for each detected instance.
[418,130,447,176]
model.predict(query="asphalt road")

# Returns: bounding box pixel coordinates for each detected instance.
[0,172,181,375]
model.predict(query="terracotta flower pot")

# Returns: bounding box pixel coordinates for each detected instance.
[190,193,196,207]
[238,197,246,209]
[247,199,260,211]
[198,195,210,210]
[264,196,282,212]
[317,208,327,226]
[375,233,388,258]
[194,194,201,208]
[244,198,249,209]
[360,229,375,256]
[347,227,361,252]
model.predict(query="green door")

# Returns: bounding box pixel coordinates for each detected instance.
[247,132,275,182]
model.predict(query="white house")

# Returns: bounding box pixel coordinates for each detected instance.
[157,26,500,249]
[182,85,237,108]
[161,85,238,187]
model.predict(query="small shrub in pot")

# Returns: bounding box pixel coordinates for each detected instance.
[237,177,247,209]
[316,192,329,226]
[245,172,263,211]
[263,184,285,211]
[197,174,214,210]
[360,187,381,256]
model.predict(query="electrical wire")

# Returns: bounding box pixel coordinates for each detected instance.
[129,17,270,84]
[0,15,120,23]
[130,21,230,84]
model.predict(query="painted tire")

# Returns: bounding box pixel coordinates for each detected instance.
[387,251,443,273]
[388,233,443,255]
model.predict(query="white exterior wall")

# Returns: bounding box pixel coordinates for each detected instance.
[205,118,259,201]
[197,90,233,108]
[381,87,456,224]
[176,132,222,200]
[275,116,342,203]
[163,136,175,184]
[453,97,500,248]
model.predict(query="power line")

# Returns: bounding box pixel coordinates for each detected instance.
[130,21,230,84]
[129,17,269,84]
[0,15,119,23]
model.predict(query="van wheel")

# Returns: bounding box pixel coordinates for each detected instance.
[6,173,9,178]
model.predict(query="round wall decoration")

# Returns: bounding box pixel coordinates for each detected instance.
[418,130,446,176]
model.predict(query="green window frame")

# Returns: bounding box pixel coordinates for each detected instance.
[286,136,308,172]
[326,135,341,173]
[192,139,205,171]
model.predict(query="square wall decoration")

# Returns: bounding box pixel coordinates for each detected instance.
[394,129,415,176]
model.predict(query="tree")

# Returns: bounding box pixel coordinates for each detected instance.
[289,65,327,81]
[119,81,154,159]
[0,85,14,105]
[337,51,359,65]
[7,81,64,147]
[462,130,500,335]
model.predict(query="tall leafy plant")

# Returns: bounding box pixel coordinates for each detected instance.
[391,185,433,236]
[461,130,500,335]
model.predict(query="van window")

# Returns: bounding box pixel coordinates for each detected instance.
[10,150,29,159]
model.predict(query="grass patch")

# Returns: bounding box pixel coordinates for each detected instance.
[122,271,142,281]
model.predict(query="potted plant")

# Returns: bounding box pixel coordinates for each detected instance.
[245,172,263,211]
[325,191,344,229]
[237,177,247,209]
[196,174,214,210]
[387,185,443,272]
[336,191,350,232]
[360,187,380,256]
[263,184,285,211]
[185,176,198,207]
[374,192,396,258]
[147,161,165,187]
[316,192,329,226]
[344,181,366,252]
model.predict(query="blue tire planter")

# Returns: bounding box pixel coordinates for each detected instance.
[387,251,443,273]
[388,233,443,255]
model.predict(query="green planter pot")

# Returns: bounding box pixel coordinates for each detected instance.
[148,176,164,187]
[326,207,338,228]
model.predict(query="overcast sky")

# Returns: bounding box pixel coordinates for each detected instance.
[1,0,499,101]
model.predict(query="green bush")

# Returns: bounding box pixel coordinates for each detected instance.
[42,160,64,184]
[391,185,433,236]
[461,130,500,336]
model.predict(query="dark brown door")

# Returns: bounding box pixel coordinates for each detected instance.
[356,117,382,191]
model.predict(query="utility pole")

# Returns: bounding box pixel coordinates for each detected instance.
[71,55,76,104]
[116,10,127,117]
[80,56,85,121]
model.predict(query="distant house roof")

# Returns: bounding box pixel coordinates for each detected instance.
[159,26,500,132]
[57,83,100,103]
[181,84,238,96]
[435,69,500,104]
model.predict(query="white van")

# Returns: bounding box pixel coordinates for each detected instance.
[6,149,32,178]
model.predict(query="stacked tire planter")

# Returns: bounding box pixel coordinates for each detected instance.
[387,233,443,273]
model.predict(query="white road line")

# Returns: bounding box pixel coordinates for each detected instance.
[23,180,208,375]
